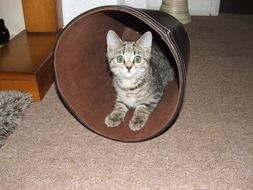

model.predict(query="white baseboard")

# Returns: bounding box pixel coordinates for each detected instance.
[211,0,220,16]
[188,0,220,16]
[147,0,220,16]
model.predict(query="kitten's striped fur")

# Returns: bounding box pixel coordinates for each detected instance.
[105,30,174,131]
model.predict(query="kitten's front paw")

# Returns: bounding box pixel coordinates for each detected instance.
[129,116,146,131]
[105,113,123,127]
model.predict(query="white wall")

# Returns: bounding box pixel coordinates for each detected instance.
[62,0,220,25]
[120,0,147,8]
[146,0,163,10]
[61,0,118,26]
[0,0,220,35]
[0,0,25,35]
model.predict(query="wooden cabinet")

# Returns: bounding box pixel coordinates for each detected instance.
[0,31,60,101]
[22,0,62,32]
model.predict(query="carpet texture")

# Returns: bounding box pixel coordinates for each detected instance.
[0,15,252,190]
[0,91,32,148]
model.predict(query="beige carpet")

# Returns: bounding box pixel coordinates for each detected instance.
[0,15,253,189]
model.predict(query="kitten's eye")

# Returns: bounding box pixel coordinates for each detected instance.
[133,56,142,63]
[116,55,125,63]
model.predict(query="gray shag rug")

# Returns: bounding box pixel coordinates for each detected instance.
[0,91,32,148]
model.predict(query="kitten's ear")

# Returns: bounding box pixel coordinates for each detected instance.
[136,31,152,50]
[106,30,122,51]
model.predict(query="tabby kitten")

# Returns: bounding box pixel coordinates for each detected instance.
[105,30,174,131]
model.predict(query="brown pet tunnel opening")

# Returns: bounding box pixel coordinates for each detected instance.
[54,6,190,142]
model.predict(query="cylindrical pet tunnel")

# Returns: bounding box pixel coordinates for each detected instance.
[54,6,190,142]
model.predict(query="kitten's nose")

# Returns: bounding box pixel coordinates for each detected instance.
[126,66,132,71]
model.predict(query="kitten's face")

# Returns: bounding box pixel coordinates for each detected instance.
[106,30,152,79]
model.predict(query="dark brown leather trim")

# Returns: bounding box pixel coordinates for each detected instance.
[53,5,190,142]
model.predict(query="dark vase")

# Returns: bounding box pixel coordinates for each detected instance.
[0,19,10,45]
